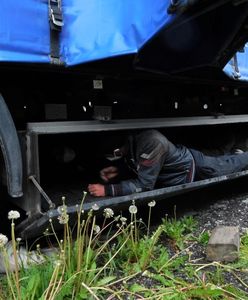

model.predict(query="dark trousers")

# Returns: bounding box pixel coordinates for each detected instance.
[190,149,248,180]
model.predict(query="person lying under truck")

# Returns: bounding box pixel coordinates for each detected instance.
[88,129,248,197]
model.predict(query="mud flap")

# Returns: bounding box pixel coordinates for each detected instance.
[0,94,23,197]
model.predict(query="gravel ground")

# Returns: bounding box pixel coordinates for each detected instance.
[114,177,248,298]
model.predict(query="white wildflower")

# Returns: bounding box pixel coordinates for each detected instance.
[92,203,100,211]
[16,238,22,243]
[148,200,156,207]
[0,234,8,247]
[129,205,137,214]
[93,225,100,234]
[103,208,114,218]
[58,213,69,224]
[120,217,127,225]
[8,210,20,220]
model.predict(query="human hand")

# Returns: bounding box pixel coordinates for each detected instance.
[88,184,106,197]
[100,166,119,182]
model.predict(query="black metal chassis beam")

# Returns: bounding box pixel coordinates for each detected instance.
[17,169,248,239]
[27,114,248,134]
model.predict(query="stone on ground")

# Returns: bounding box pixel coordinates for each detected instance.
[206,226,240,262]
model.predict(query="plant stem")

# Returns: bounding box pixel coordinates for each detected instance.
[11,222,21,300]
[81,281,100,300]
[90,235,130,285]
[147,206,152,237]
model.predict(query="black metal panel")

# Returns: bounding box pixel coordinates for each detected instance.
[135,0,248,75]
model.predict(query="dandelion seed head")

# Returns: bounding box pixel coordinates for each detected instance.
[8,210,20,220]
[120,217,127,225]
[58,213,69,224]
[92,203,100,211]
[57,205,67,214]
[0,234,8,247]
[129,205,137,214]
[54,260,62,267]
[103,208,114,218]
[93,225,100,234]
[148,200,156,207]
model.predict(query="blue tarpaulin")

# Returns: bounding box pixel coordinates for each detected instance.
[0,0,172,65]
[61,0,172,66]
[223,44,248,82]
[0,0,50,63]
[2,0,248,79]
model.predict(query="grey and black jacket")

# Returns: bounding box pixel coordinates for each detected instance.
[104,130,195,196]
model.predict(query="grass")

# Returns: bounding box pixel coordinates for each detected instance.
[0,194,247,299]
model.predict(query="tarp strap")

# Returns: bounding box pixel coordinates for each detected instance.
[48,0,64,64]
[231,53,241,79]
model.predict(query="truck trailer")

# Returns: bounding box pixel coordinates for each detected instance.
[1,0,248,238]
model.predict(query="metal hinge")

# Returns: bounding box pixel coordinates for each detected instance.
[49,0,63,31]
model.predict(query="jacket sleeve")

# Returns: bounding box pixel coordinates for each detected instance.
[104,142,166,196]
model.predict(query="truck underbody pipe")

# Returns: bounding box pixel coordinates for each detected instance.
[0,94,23,197]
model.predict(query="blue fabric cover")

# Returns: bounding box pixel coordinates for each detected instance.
[61,0,172,66]
[0,0,50,63]
[0,0,172,65]
[223,44,248,82]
